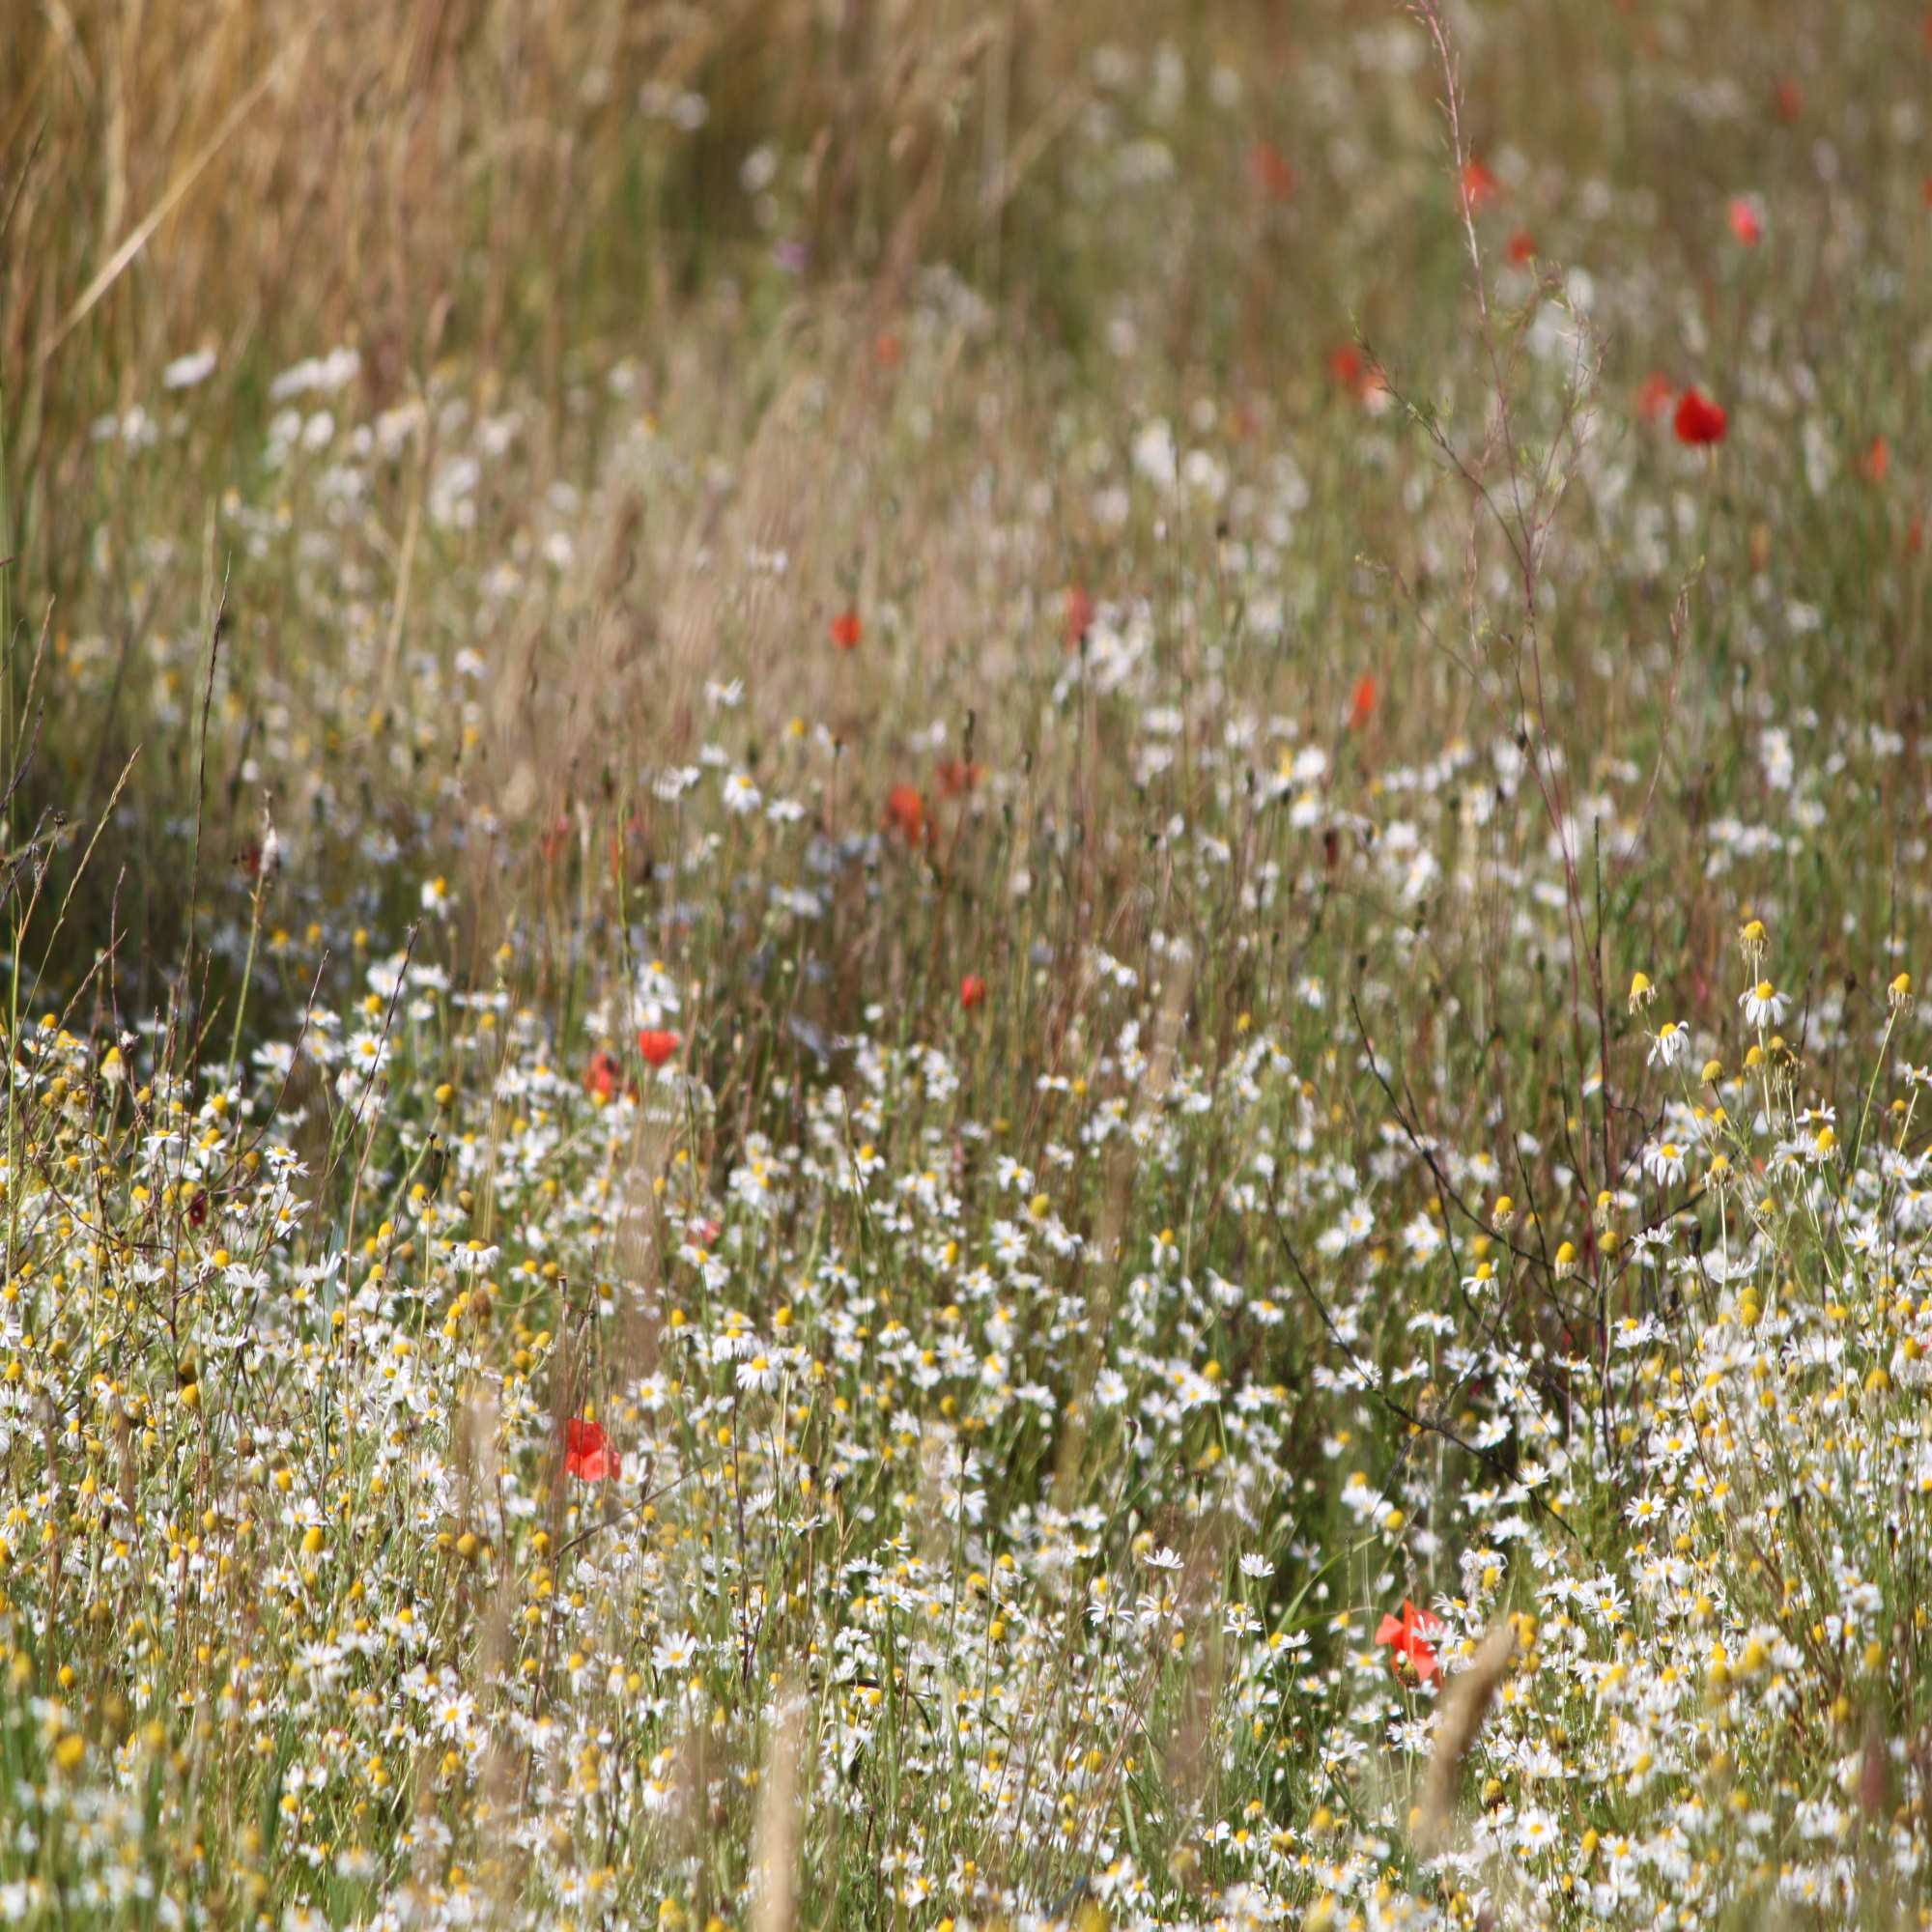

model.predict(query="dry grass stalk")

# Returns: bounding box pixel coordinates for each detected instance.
[1414,1616,1518,1859]
[751,1681,808,1932]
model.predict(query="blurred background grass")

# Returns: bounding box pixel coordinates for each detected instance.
[8,0,1889,493]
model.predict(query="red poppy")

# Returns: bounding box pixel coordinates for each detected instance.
[1774,78,1803,123]
[1727,196,1763,247]
[1326,343,1389,410]
[1460,157,1502,211]
[874,331,902,369]
[936,758,984,798]
[1673,388,1727,446]
[564,1416,618,1482]
[1065,584,1094,649]
[1861,435,1890,484]
[636,1028,680,1069]
[960,974,987,1010]
[830,609,863,651]
[1247,139,1295,203]
[1349,672,1378,731]
[538,814,573,864]
[1327,343,1365,389]
[1506,228,1537,265]
[1376,1598,1445,1685]
[1635,372,1674,422]
[585,1049,621,1098]
[885,783,926,843]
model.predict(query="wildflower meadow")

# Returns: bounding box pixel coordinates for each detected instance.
[3,0,1932,1925]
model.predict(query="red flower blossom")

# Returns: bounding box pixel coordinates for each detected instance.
[1862,435,1890,484]
[885,783,926,843]
[636,1028,680,1069]
[1327,343,1365,389]
[1326,344,1388,410]
[874,330,902,369]
[1065,584,1095,649]
[830,609,863,651]
[1247,139,1295,203]
[585,1049,621,1098]
[564,1416,618,1482]
[960,974,987,1010]
[1460,157,1502,211]
[1635,372,1675,422]
[1727,196,1763,247]
[1376,1599,1445,1685]
[1349,672,1378,731]
[538,813,573,864]
[936,758,984,798]
[1506,228,1537,265]
[1673,388,1727,446]
[1774,78,1803,124]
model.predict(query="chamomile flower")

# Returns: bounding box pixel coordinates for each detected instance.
[734,1353,781,1394]
[1644,1142,1688,1188]
[1647,1020,1690,1068]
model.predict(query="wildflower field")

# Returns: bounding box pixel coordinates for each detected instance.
[6,0,1932,1925]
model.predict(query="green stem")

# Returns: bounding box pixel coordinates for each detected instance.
[226,877,269,1094]
[1848,1008,1897,1178]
